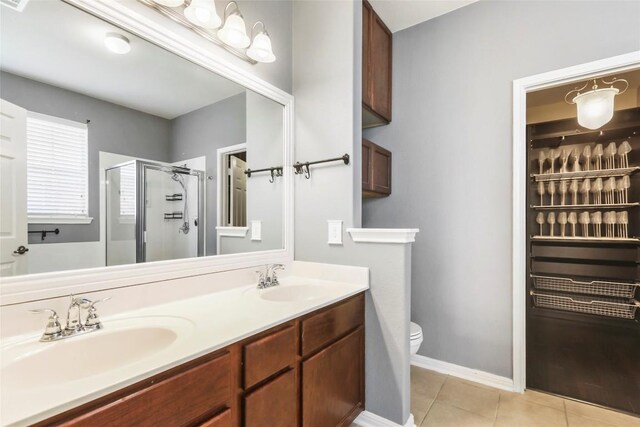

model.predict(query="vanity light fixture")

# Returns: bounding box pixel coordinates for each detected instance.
[246,21,275,63]
[141,0,275,64]
[184,0,221,29]
[565,77,629,130]
[104,32,131,54]
[217,1,250,49]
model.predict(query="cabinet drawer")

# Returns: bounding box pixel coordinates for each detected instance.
[197,409,231,427]
[531,260,640,282]
[61,352,232,427]
[301,293,364,357]
[244,324,296,389]
[531,242,640,263]
[244,369,297,427]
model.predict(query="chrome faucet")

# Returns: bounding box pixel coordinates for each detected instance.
[256,264,285,289]
[65,296,91,334]
[31,295,111,342]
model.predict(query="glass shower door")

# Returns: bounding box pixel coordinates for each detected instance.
[141,164,204,263]
[105,162,137,266]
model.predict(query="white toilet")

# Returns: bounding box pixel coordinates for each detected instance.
[410,322,423,355]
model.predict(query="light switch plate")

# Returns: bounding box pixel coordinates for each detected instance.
[327,220,343,245]
[251,220,262,241]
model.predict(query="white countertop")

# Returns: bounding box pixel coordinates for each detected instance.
[0,275,368,426]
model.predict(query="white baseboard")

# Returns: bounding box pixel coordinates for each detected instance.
[354,411,415,427]
[411,354,515,392]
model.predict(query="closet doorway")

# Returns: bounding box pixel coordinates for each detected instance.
[512,52,640,416]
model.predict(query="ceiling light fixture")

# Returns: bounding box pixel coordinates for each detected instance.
[246,21,275,63]
[104,32,131,55]
[565,78,629,130]
[184,0,221,29]
[217,1,250,49]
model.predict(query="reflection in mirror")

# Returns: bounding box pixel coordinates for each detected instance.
[0,0,284,278]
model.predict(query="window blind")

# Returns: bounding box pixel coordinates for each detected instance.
[119,162,136,217]
[26,112,89,221]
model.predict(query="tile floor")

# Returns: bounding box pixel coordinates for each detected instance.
[409,366,640,427]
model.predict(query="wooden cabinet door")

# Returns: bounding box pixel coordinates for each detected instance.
[302,328,364,427]
[244,369,297,427]
[362,139,373,192]
[369,13,392,122]
[362,0,373,109]
[371,143,391,195]
[362,139,391,197]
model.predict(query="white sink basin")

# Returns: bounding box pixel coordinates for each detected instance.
[1,316,193,390]
[254,282,338,302]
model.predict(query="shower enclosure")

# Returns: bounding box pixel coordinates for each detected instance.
[105,160,204,266]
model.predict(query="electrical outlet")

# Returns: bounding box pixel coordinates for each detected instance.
[327,220,343,245]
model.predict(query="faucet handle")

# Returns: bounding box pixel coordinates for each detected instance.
[30,309,63,340]
[87,297,112,309]
[84,297,111,330]
[270,264,285,285]
[255,270,266,288]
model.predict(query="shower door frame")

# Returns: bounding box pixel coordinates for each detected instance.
[136,160,205,263]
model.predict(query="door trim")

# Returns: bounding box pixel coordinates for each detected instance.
[216,143,247,254]
[511,50,640,392]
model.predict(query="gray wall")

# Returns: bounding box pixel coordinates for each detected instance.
[170,93,246,255]
[362,0,640,378]
[0,71,172,244]
[293,0,362,262]
[292,2,413,425]
[315,239,413,425]
[219,91,284,255]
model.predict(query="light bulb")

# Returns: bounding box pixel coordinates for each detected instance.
[184,0,221,29]
[195,7,212,22]
[247,32,275,63]
[218,13,250,48]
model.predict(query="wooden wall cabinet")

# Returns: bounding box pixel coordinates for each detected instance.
[362,0,392,128]
[362,138,391,198]
[37,293,365,427]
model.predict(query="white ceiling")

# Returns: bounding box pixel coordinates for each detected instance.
[368,0,478,33]
[0,0,245,119]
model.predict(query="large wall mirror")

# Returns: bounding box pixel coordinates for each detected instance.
[0,0,290,282]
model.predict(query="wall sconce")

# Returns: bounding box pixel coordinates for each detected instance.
[565,78,629,130]
[141,0,275,65]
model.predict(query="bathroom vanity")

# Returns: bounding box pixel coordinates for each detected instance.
[0,265,368,427]
[31,293,364,427]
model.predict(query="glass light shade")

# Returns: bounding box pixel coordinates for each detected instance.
[218,14,250,48]
[104,33,131,55]
[247,32,275,63]
[184,0,221,29]
[573,88,618,130]
[153,0,185,6]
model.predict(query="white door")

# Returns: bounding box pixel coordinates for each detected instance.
[229,156,246,227]
[0,99,28,276]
